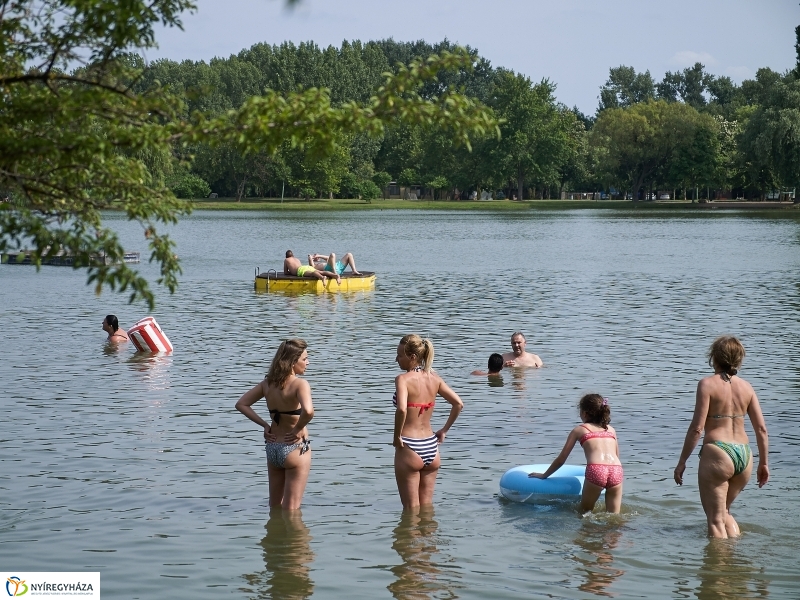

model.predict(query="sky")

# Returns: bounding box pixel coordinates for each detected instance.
[150,0,799,114]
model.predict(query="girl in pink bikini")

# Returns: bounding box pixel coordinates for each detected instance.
[529,394,623,514]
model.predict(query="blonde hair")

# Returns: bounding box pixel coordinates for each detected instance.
[267,338,308,388]
[707,336,745,376]
[400,334,434,372]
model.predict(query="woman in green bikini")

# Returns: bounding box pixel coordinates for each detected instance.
[674,336,769,538]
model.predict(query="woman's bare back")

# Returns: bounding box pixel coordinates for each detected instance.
[397,371,440,436]
[703,374,754,444]
[262,379,303,434]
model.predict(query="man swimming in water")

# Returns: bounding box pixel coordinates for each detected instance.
[309,252,361,276]
[102,315,129,342]
[284,250,340,284]
[502,332,542,367]
[471,353,504,376]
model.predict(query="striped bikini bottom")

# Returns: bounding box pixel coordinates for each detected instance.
[265,438,310,468]
[401,434,439,466]
[700,441,752,476]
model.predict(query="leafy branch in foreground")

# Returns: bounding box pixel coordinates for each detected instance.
[1,1,497,308]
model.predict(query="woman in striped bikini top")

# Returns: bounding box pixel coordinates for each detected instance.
[392,334,463,510]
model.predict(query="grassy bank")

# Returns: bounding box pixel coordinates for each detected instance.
[190,198,702,211]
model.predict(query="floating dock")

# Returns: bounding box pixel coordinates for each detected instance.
[1,251,140,266]
[254,269,376,292]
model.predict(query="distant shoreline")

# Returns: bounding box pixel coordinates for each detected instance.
[190,198,800,211]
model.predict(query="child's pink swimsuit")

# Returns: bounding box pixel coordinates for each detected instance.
[579,426,623,489]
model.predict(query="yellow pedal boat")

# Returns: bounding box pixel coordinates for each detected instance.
[254,269,376,292]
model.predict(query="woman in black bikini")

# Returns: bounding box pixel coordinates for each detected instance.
[393,334,463,509]
[236,339,314,510]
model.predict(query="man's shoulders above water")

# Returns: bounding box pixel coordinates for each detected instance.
[501,351,542,368]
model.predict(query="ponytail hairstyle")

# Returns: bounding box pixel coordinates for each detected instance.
[707,335,745,379]
[400,334,434,372]
[105,315,119,332]
[579,393,611,429]
[267,338,308,389]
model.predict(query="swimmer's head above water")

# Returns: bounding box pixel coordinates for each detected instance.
[510,332,526,356]
[488,353,503,374]
[103,314,119,332]
[102,314,129,341]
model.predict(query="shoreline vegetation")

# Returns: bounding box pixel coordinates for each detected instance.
[191,198,800,211]
[5,1,800,306]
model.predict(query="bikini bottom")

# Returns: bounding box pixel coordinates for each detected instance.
[584,464,624,489]
[265,438,310,468]
[700,441,751,476]
[400,434,439,467]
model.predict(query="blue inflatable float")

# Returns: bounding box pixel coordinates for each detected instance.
[500,464,594,503]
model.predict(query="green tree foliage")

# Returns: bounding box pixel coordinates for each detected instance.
[591,100,713,198]
[667,117,722,195]
[360,180,381,201]
[170,174,212,199]
[0,0,194,308]
[598,66,656,111]
[488,72,574,200]
[398,168,419,186]
[592,30,800,200]
[372,171,392,198]
[657,63,711,109]
[739,74,800,193]
[427,176,449,200]
[0,3,497,306]
[794,25,800,79]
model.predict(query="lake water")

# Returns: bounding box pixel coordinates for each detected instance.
[1,208,799,599]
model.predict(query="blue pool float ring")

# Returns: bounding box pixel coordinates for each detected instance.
[499,464,594,503]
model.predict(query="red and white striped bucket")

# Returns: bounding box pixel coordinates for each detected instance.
[127,317,173,353]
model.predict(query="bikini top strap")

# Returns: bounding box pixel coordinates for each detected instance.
[269,406,302,424]
[407,401,434,416]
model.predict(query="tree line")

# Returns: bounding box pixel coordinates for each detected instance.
[0,1,495,306]
[141,33,800,201]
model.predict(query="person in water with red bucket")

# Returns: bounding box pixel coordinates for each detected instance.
[102,314,129,343]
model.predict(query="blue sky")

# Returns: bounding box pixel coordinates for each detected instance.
[150,0,799,114]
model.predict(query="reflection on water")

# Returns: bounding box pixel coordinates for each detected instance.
[509,368,528,396]
[102,340,129,356]
[694,539,768,600]
[388,508,460,600]
[126,352,173,391]
[572,521,625,597]
[243,509,314,600]
[487,374,504,388]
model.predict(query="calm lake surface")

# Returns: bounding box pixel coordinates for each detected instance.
[1,208,799,599]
